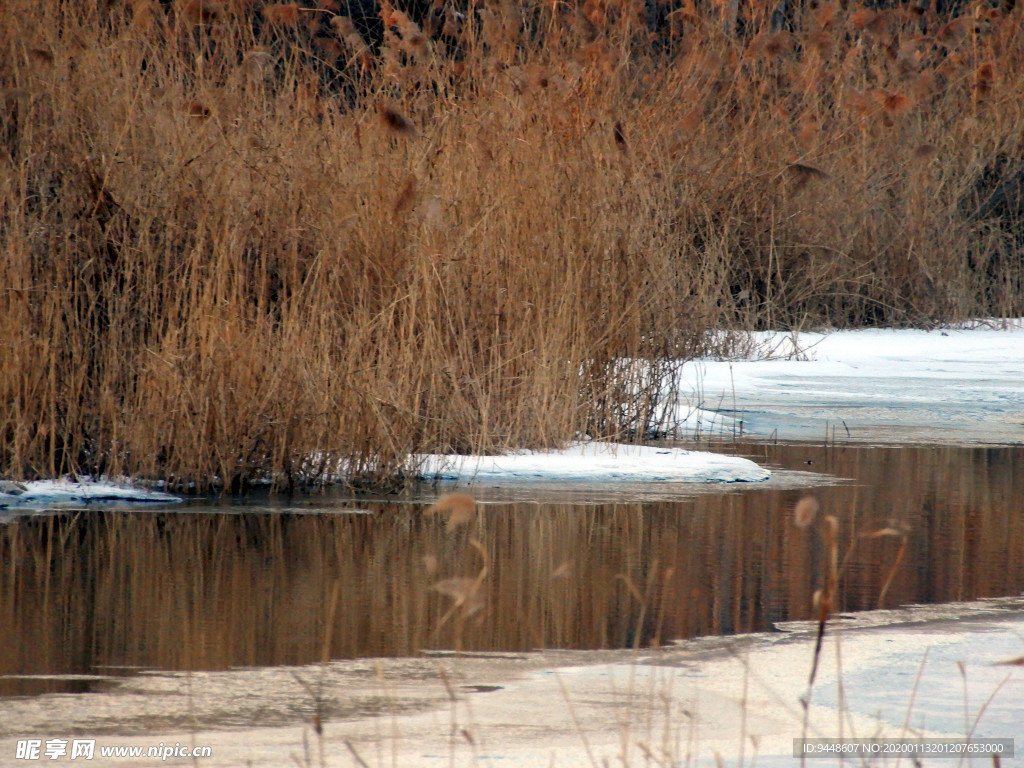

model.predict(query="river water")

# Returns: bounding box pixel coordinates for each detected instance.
[2,442,1022,699]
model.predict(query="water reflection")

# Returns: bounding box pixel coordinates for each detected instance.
[1,443,1022,692]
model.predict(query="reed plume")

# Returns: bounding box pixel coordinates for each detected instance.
[427,493,477,531]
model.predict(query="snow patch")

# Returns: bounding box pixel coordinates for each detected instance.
[417,441,771,485]
[0,479,182,509]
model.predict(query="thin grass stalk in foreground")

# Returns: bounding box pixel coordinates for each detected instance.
[793,496,834,768]
[809,514,839,690]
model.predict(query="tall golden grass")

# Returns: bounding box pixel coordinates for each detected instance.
[1,0,1022,486]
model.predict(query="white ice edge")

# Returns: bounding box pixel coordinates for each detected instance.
[0,479,182,509]
[416,441,771,484]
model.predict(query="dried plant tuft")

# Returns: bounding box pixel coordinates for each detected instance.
[427,493,477,530]
[263,3,300,26]
[793,496,820,528]
[1,0,1022,489]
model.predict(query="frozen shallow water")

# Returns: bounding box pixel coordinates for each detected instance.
[675,322,1024,444]
[1,598,1020,767]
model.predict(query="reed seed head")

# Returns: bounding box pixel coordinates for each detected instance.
[243,49,274,79]
[794,496,820,528]
[613,121,628,152]
[427,492,476,530]
[331,15,357,38]
[431,577,486,615]
[185,99,211,118]
[180,0,222,25]
[787,164,828,194]
[975,63,995,96]
[392,174,418,218]
[29,48,54,66]
[882,92,911,116]
[551,561,572,579]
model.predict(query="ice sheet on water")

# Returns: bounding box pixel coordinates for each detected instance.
[673,321,1024,444]
[0,478,181,510]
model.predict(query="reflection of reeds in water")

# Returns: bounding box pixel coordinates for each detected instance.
[1,445,1022,678]
[423,493,490,650]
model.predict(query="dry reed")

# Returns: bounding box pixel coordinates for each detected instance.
[1,0,1023,488]
[427,492,477,530]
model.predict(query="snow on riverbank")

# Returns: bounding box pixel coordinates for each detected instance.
[417,441,771,485]
[0,442,772,510]
[412,322,1024,485]
[0,479,181,510]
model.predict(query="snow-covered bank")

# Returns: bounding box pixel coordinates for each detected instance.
[2,597,1019,767]
[673,321,1024,444]
[0,443,773,512]
[0,443,773,511]
[417,441,771,485]
[0,479,181,510]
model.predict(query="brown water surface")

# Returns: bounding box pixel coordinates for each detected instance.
[2,443,1023,697]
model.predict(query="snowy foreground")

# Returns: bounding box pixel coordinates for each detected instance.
[2,598,1020,768]
[3,321,1022,507]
